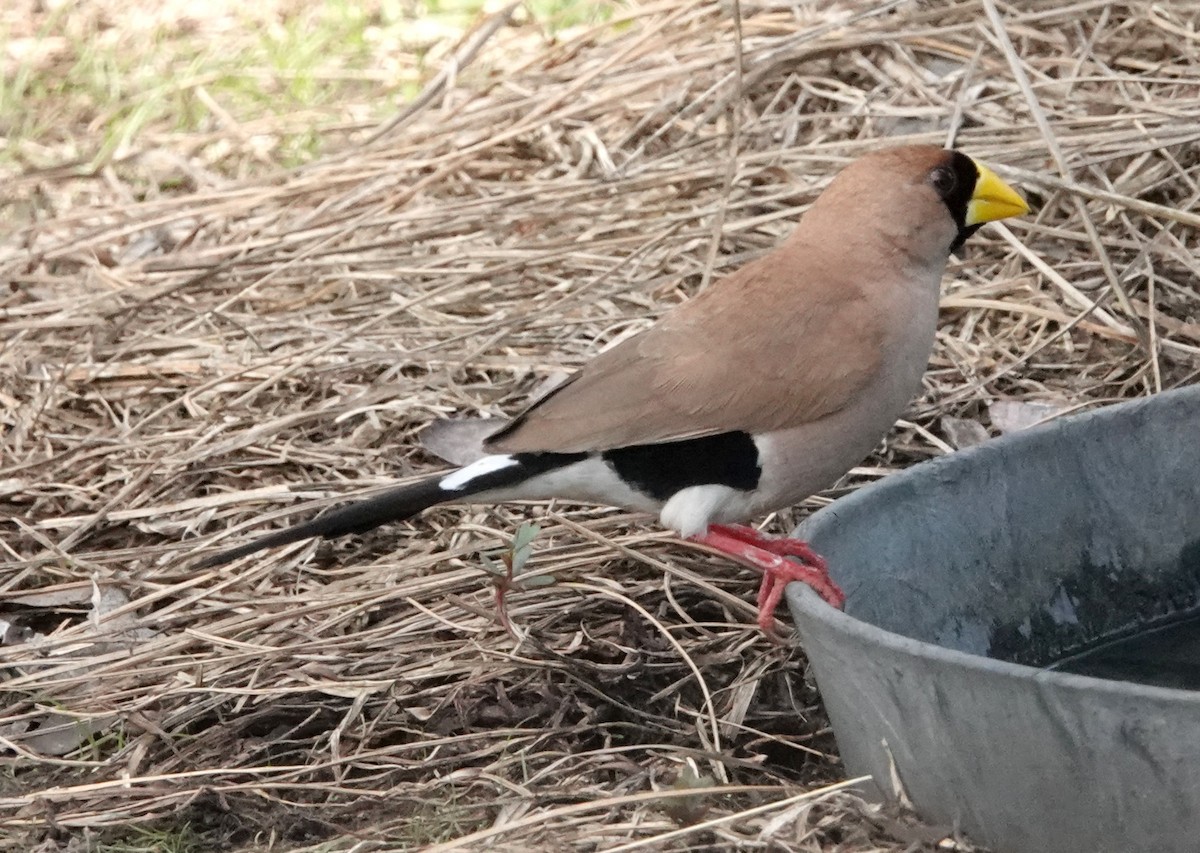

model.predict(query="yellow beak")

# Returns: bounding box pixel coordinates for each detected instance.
[966,162,1030,225]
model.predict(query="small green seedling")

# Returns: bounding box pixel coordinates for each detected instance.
[480,522,554,635]
[663,759,717,826]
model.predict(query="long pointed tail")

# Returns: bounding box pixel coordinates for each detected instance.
[195,476,450,568]
[195,451,581,568]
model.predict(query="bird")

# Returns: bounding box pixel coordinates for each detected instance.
[197,145,1029,635]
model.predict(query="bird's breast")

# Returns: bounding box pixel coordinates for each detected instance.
[751,272,943,514]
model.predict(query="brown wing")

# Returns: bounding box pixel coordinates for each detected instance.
[486,247,885,454]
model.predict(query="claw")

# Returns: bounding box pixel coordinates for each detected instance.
[690,524,844,637]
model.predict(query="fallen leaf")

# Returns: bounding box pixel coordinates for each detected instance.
[989,399,1069,434]
[941,416,990,449]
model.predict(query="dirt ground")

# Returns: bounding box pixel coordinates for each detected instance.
[3,0,1200,850]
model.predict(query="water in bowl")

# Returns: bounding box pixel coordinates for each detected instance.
[1047,611,1200,690]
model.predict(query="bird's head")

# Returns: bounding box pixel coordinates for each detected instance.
[806,145,1030,268]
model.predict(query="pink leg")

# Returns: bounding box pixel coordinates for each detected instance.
[709,524,826,562]
[690,524,845,635]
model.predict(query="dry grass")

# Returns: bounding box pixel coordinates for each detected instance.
[3,0,1200,849]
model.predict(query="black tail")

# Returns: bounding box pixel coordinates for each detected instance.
[195,451,585,568]
[195,476,450,568]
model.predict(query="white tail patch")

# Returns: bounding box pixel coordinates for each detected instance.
[438,454,519,491]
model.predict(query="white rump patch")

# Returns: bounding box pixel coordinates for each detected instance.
[439,454,519,491]
[513,456,658,511]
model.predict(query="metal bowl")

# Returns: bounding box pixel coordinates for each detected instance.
[788,385,1200,853]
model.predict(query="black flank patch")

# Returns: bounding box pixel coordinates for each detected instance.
[602,431,761,502]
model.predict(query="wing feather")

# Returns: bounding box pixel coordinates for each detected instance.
[487,250,886,454]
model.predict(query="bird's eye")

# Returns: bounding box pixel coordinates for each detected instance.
[930,166,957,196]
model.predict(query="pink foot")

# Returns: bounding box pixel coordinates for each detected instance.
[690,524,845,635]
